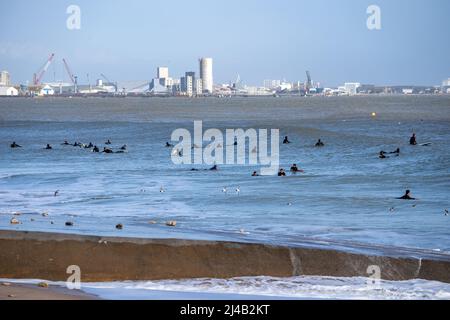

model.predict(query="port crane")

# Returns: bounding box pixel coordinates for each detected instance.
[33,53,55,85]
[100,73,118,93]
[63,58,78,93]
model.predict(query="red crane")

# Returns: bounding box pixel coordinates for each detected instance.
[33,53,55,85]
[62,58,75,84]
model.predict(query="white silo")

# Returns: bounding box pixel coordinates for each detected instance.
[199,58,213,94]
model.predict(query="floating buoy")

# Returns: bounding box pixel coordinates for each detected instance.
[10,218,20,225]
[371,112,377,117]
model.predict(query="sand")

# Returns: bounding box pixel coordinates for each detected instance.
[0,282,97,300]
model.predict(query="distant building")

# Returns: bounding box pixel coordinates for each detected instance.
[150,78,169,95]
[40,84,55,96]
[0,86,18,96]
[0,71,10,86]
[344,83,361,95]
[156,67,170,87]
[442,78,450,87]
[180,72,195,97]
[402,88,414,95]
[263,80,281,89]
[157,67,169,79]
[199,58,213,94]
[195,79,203,95]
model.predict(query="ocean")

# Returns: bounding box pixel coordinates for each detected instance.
[0,95,449,299]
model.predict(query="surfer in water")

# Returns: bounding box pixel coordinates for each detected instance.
[10,142,22,148]
[315,139,325,147]
[44,144,52,150]
[410,133,417,146]
[103,147,114,154]
[252,171,260,177]
[210,165,218,171]
[290,164,304,173]
[92,146,100,153]
[166,142,174,148]
[62,140,70,146]
[105,139,112,145]
[278,168,286,177]
[379,151,387,159]
[283,136,291,144]
[398,190,416,200]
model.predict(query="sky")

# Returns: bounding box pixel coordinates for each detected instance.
[1,0,449,87]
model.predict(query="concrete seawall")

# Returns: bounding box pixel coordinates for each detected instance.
[0,230,449,283]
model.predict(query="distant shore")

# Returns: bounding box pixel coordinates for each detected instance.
[1,230,449,285]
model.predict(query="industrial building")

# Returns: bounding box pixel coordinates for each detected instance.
[199,58,213,94]
[0,71,11,86]
[344,83,361,95]
[0,86,18,96]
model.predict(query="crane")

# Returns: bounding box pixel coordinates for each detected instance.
[62,58,78,93]
[62,59,75,84]
[100,73,118,93]
[33,53,55,85]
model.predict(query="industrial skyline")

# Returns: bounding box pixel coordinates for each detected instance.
[1,0,449,87]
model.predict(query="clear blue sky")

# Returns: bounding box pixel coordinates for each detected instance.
[1,0,449,86]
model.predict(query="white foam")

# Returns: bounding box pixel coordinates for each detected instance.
[4,276,450,300]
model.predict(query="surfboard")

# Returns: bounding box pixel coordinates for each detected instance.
[420,142,432,146]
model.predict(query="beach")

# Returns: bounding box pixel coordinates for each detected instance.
[1,230,450,300]
[0,281,97,300]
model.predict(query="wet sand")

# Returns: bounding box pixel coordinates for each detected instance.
[1,230,449,285]
[0,282,97,300]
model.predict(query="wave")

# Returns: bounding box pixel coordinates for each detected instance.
[5,276,450,300]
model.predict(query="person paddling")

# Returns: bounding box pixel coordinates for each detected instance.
[398,190,416,200]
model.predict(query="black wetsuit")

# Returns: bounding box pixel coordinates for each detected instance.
[10,143,22,148]
[398,192,416,200]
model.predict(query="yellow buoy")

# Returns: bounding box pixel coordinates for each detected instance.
[371,112,377,117]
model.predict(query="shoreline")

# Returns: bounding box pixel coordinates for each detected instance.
[1,230,449,284]
[0,282,98,300]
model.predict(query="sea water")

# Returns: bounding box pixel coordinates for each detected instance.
[0,96,449,255]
